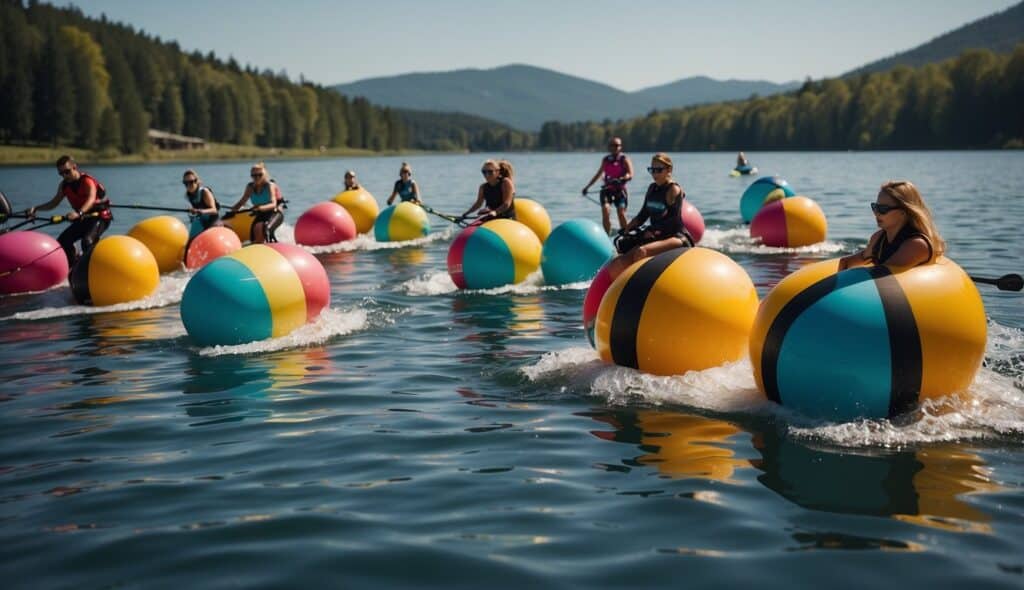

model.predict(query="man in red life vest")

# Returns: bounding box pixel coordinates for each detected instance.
[582,137,634,235]
[25,155,113,267]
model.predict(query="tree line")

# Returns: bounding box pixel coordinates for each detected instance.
[0,0,409,154]
[537,44,1024,151]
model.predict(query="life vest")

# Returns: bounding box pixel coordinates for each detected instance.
[638,181,685,236]
[869,226,933,265]
[186,184,220,226]
[602,153,629,188]
[482,180,516,219]
[249,181,281,207]
[394,179,417,202]
[61,172,111,220]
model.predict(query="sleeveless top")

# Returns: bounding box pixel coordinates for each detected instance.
[186,185,220,226]
[249,181,278,207]
[869,226,933,265]
[482,180,516,219]
[602,154,629,188]
[393,179,417,202]
[61,172,112,220]
[636,181,685,236]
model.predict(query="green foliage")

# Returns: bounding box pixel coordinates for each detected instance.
[0,1,408,154]
[536,45,1024,151]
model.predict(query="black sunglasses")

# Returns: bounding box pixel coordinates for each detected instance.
[57,167,74,176]
[251,172,264,178]
[870,202,902,215]
[183,178,197,185]
[647,166,666,173]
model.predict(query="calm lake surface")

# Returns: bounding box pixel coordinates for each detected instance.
[1,151,1022,588]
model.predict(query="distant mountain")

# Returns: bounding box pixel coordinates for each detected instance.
[634,76,800,108]
[332,64,796,131]
[845,1,1024,76]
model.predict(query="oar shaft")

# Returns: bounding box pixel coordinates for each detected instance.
[110,204,189,213]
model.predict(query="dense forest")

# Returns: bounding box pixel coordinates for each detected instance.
[0,0,409,154]
[537,44,1024,152]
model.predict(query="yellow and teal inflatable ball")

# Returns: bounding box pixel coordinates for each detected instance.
[447,219,542,289]
[514,197,551,243]
[180,244,330,346]
[541,219,614,285]
[373,202,430,242]
[750,258,987,421]
[740,176,795,223]
[70,235,160,305]
[127,215,189,273]
[749,195,827,247]
[333,189,379,234]
[595,247,759,375]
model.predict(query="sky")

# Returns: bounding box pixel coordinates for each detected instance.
[63,0,1020,91]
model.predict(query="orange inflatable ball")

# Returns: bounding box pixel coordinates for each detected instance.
[749,196,827,248]
[224,211,255,243]
[595,247,759,376]
[186,227,243,270]
[514,197,551,243]
[333,189,379,234]
[69,235,160,306]
[127,215,189,273]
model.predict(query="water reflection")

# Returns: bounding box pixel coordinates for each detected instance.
[387,247,426,268]
[452,294,546,351]
[583,408,749,482]
[745,254,817,293]
[751,428,1001,533]
[90,308,170,351]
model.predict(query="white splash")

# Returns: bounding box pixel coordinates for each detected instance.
[402,270,590,297]
[8,274,190,320]
[198,308,368,356]
[302,229,452,255]
[700,227,846,255]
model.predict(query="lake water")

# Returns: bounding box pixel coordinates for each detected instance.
[1,151,1022,588]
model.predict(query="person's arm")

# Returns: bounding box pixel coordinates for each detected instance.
[199,188,218,215]
[838,231,881,270]
[411,181,421,204]
[26,188,65,217]
[882,237,932,269]
[386,180,399,205]
[582,163,604,194]
[462,186,485,217]
[229,184,253,214]
[621,156,634,184]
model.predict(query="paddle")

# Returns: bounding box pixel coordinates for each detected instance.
[109,203,193,213]
[970,273,1023,292]
[419,204,469,227]
[0,212,99,235]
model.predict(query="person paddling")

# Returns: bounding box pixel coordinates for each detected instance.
[606,153,693,280]
[343,170,361,191]
[462,159,515,223]
[227,161,284,244]
[386,162,422,205]
[582,137,633,234]
[25,155,113,267]
[182,169,222,248]
[839,180,943,270]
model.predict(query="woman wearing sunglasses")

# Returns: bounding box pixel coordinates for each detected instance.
[182,169,222,246]
[461,159,515,222]
[605,153,693,279]
[227,161,284,243]
[838,180,943,270]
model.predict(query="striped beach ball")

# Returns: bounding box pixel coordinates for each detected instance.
[750,258,987,421]
[447,219,542,289]
[374,202,430,242]
[740,176,795,223]
[749,195,827,247]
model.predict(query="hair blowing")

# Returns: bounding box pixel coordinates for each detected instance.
[880,180,945,261]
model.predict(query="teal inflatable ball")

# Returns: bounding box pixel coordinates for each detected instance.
[373,202,430,242]
[541,219,614,285]
[740,176,795,223]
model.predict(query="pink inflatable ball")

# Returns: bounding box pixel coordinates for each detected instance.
[682,201,705,245]
[582,263,614,348]
[185,227,242,270]
[0,230,69,295]
[295,201,357,246]
[266,242,331,322]
[749,196,828,248]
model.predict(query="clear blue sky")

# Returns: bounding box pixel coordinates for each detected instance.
[64,0,1019,91]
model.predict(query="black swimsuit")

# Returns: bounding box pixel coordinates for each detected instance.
[869,226,933,265]
[481,180,515,220]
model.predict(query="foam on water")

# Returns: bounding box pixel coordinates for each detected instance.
[522,319,1024,447]
[198,307,369,356]
[402,269,591,297]
[700,226,847,255]
[301,228,452,255]
[6,274,189,320]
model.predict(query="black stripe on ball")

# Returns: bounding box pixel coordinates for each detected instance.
[609,248,688,369]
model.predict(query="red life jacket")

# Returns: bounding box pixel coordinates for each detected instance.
[61,172,112,220]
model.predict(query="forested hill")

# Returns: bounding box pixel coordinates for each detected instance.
[846,1,1024,76]
[333,65,797,132]
[0,0,407,154]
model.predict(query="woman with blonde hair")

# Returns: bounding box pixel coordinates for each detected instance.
[387,162,422,205]
[606,153,693,279]
[227,161,284,243]
[839,180,944,270]
[462,159,515,222]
